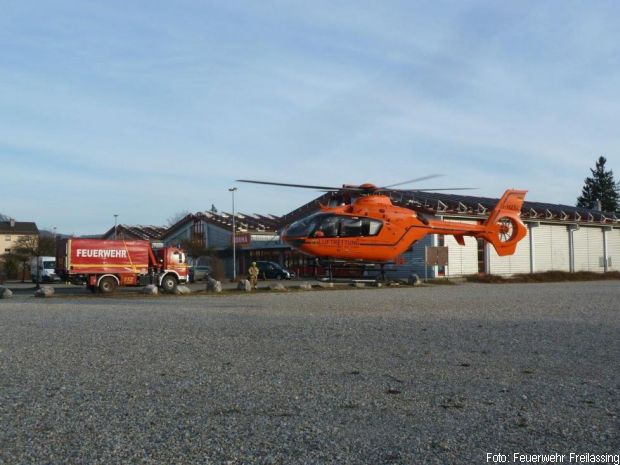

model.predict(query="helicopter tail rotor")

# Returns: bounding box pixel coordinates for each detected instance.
[479,190,528,256]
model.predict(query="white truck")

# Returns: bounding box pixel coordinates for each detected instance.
[30,256,60,283]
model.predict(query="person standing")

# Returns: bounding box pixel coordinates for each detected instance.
[248,261,259,289]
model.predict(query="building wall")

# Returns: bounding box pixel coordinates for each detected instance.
[607,228,620,271]
[384,234,435,280]
[441,218,618,277]
[166,225,192,246]
[205,223,231,248]
[443,219,479,277]
[487,226,531,275]
[2,233,37,254]
[573,226,605,272]
[532,224,570,272]
[166,220,231,249]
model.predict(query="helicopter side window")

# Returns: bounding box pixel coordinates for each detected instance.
[286,213,323,237]
[367,219,382,235]
[316,215,340,237]
[340,217,383,237]
[340,217,362,237]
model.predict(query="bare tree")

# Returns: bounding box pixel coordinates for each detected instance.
[15,234,56,257]
[14,234,56,288]
[166,210,192,227]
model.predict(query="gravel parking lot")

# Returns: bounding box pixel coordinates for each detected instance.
[1,281,618,464]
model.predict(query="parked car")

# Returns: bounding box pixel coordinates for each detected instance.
[255,261,295,280]
[189,265,212,282]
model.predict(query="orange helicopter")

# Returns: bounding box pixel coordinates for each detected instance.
[237,177,528,263]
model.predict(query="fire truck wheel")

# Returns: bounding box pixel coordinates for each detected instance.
[161,274,178,293]
[98,277,117,294]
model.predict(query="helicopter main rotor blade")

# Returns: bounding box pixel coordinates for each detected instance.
[236,179,341,191]
[391,187,478,192]
[381,174,444,189]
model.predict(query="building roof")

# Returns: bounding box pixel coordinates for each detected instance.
[166,211,281,237]
[395,190,619,224]
[101,224,167,241]
[0,221,39,235]
[279,190,620,226]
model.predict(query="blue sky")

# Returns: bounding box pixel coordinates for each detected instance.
[1,1,619,234]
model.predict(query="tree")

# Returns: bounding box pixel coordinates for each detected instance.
[577,156,620,212]
[180,237,210,261]
[15,234,56,257]
[14,234,57,287]
[167,210,192,227]
[0,253,19,281]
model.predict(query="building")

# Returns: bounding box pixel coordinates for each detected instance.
[0,219,39,254]
[164,211,293,276]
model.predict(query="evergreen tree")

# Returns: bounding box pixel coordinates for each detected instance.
[576,156,619,212]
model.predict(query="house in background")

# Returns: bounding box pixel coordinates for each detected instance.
[0,219,40,281]
[164,211,290,276]
[1,219,39,254]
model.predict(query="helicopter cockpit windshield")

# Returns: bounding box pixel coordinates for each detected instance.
[285,213,383,238]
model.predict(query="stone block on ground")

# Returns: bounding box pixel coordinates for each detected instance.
[142,285,158,295]
[238,280,252,292]
[34,286,54,298]
[0,286,12,299]
[297,282,313,290]
[408,273,421,286]
[269,283,286,291]
[207,277,222,292]
[174,285,192,295]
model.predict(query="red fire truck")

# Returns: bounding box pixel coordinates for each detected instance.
[56,239,189,293]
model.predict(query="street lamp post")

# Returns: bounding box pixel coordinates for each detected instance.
[229,187,238,280]
[114,214,119,239]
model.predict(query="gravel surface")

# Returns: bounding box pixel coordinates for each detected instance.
[1,281,619,464]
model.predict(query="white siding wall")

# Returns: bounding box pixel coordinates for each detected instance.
[549,225,571,271]
[487,225,531,276]
[607,228,620,271]
[533,224,570,272]
[573,227,605,272]
[440,219,478,277]
[444,234,478,277]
